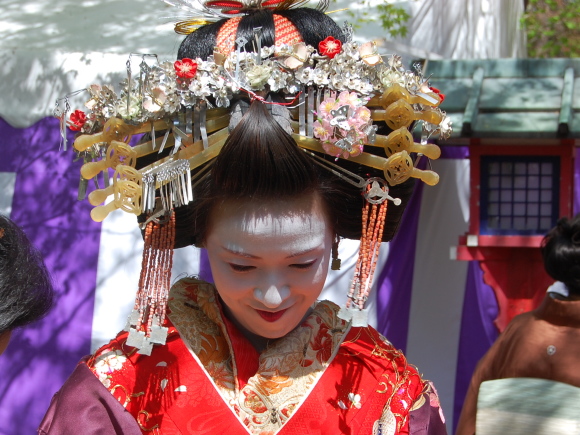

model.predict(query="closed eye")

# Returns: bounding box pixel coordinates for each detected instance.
[289,260,316,270]
[228,264,255,272]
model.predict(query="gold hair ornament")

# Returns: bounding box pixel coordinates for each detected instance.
[61,39,450,222]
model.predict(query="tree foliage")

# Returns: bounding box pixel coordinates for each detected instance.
[521,0,580,58]
[344,1,411,39]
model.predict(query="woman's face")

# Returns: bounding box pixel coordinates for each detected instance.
[205,194,333,339]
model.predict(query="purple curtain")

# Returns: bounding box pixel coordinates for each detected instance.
[575,147,580,215]
[452,261,499,432]
[376,181,424,352]
[376,145,469,352]
[0,117,101,435]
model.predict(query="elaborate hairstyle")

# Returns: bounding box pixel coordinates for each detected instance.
[541,214,580,296]
[172,8,415,248]
[0,215,54,335]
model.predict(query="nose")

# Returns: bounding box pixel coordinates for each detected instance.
[253,285,290,309]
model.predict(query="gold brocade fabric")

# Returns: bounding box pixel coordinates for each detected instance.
[167,278,351,431]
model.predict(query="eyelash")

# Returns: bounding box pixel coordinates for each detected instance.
[229,264,255,272]
[228,261,316,272]
[290,261,316,270]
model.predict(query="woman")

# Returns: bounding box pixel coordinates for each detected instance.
[40,3,449,433]
[0,215,54,356]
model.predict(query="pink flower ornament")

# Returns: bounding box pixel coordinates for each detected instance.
[313,120,332,142]
[338,91,360,108]
[318,96,339,118]
[313,91,377,159]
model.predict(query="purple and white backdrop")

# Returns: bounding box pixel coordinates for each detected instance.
[6,115,575,434]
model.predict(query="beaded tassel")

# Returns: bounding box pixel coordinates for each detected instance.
[347,184,388,310]
[130,211,175,353]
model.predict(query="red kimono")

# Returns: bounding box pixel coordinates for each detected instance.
[39,278,446,434]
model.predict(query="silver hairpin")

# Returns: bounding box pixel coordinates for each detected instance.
[126,57,132,117]
[158,127,171,154]
[235,36,248,81]
[363,178,401,205]
[342,22,354,43]
[316,0,330,11]
[307,87,315,137]
[54,89,86,151]
[304,150,365,188]
[142,159,193,215]
[253,27,263,64]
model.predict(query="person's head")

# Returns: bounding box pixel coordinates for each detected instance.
[179,100,412,338]
[541,214,580,298]
[0,215,54,354]
[109,4,444,352]
[205,194,332,339]
[168,9,417,338]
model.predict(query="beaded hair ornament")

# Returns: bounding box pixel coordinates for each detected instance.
[57,0,451,354]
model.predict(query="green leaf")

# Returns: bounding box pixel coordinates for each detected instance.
[338,0,412,39]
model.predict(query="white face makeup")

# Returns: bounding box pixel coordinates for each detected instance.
[205,194,333,340]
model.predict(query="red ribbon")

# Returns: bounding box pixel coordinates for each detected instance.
[261,0,285,7]
[204,0,286,14]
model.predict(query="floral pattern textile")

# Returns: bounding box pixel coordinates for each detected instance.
[86,278,445,434]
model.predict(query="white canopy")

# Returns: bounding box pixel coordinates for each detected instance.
[0,0,525,127]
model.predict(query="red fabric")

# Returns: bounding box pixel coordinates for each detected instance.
[87,325,248,434]
[273,15,303,46]
[76,279,446,434]
[85,325,425,434]
[216,17,242,56]
[220,301,259,389]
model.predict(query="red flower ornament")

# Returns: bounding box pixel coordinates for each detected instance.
[319,36,342,59]
[174,58,198,79]
[68,110,87,131]
[430,86,446,103]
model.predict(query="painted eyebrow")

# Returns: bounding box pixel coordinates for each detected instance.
[221,246,321,259]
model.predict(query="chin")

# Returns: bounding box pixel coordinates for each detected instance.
[258,331,287,340]
[254,317,304,340]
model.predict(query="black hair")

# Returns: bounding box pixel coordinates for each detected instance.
[176,101,414,247]
[0,215,54,335]
[177,8,346,60]
[541,215,580,297]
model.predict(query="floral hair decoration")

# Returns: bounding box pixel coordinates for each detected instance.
[56,0,451,353]
[318,36,342,59]
[313,91,375,159]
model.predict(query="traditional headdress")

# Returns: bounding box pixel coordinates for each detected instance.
[57,0,451,354]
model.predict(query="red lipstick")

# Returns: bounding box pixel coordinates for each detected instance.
[256,309,287,322]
